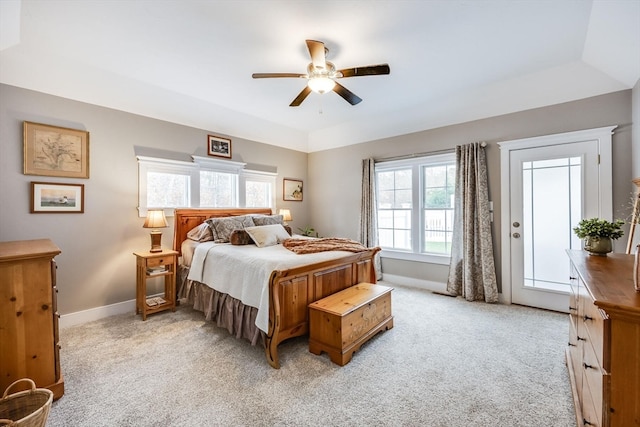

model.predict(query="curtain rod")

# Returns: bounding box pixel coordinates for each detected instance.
[374,142,486,163]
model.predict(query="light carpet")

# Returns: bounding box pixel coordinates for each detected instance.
[47,282,575,426]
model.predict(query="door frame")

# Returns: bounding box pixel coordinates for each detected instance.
[498,126,615,305]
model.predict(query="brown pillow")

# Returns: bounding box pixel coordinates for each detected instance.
[230,229,253,245]
[229,226,292,245]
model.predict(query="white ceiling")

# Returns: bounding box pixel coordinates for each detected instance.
[1,0,639,153]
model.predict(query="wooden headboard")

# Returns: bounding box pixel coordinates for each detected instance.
[172,208,272,254]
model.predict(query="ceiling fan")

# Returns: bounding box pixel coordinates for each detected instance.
[252,39,390,107]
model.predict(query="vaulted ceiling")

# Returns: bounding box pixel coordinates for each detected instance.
[1,0,639,152]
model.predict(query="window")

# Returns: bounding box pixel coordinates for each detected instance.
[375,152,456,264]
[137,155,276,217]
[242,171,275,208]
[200,170,238,207]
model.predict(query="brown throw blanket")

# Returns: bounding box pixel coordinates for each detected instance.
[282,238,372,254]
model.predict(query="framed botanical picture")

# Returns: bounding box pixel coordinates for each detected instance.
[207,134,232,159]
[283,178,303,201]
[24,121,90,178]
[31,182,85,213]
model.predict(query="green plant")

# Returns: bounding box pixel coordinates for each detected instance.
[573,218,625,240]
[297,226,317,237]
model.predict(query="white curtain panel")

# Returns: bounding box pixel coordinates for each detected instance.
[446,143,499,302]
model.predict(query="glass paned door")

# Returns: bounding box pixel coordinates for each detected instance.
[509,140,600,312]
[521,157,583,293]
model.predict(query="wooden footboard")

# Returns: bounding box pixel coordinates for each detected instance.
[265,248,380,368]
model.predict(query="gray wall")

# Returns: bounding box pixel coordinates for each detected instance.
[634,80,640,179]
[308,90,633,290]
[0,84,308,315]
[1,84,634,315]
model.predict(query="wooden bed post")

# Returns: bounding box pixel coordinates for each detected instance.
[265,270,282,369]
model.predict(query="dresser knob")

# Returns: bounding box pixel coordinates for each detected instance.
[568,342,576,347]
[583,362,595,370]
[569,306,577,311]
[583,315,593,321]
[41,304,49,311]
[577,336,586,341]
[583,418,594,426]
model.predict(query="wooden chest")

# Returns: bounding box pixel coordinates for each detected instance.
[308,282,393,366]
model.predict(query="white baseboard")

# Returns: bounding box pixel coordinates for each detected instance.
[380,274,448,293]
[59,275,506,329]
[59,299,136,329]
[381,274,508,304]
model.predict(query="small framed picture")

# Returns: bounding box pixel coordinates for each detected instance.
[207,135,232,159]
[283,178,303,201]
[24,121,90,179]
[31,182,84,213]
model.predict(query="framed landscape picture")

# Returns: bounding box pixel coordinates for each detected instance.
[31,182,84,213]
[207,134,232,159]
[24,121,90,178]
[283,178,303,201]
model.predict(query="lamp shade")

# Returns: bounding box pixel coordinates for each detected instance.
[143,210,168,229]
[278,209,292,222]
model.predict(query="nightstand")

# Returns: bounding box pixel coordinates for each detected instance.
[133,250,178,320]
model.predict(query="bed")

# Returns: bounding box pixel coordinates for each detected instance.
[173,208,380,368]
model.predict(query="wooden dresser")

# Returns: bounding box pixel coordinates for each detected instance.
[0,239,64,399]
[566,250,639,427]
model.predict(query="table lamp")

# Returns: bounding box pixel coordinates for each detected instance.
[279,209,292,226]
[143,209,168,252]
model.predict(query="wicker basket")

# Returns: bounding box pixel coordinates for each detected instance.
[0,379,53,427]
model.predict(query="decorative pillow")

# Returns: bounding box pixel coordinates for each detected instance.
[244,224,291,248]
[206,215,255,243]
[186,222,214,242]
[251,214,284,226]
[230,226,292,245]
[230,229,253,245]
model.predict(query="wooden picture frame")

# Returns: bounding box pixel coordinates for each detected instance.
[283,178,303,201]
[24,121,90,178]
[31,182,84,213]
[207,135,232,159]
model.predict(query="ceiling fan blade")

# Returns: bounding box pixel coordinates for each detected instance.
[306,40,326,69]
[252,73,306,79]
[289,86,312,107]
[338,64,390,78]
[332,82,362,105]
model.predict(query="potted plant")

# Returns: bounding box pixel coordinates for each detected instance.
[573,218,624,256]
[297,226,318,237]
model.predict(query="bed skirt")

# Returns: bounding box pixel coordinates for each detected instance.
[178,268,265,346]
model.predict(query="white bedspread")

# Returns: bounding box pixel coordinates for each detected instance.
[187,242,353,332]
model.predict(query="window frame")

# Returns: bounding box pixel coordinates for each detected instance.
[375,152,456,265]
[137,155,276,217]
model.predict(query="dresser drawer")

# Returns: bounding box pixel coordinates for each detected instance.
[581,382,602,427]
[583,339,606,424]
[583,300,609,369]
[146,255,173,268]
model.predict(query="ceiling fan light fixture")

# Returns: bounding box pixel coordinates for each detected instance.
[307,76,335,94]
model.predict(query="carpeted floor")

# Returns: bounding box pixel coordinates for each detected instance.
[47,282,576,426]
